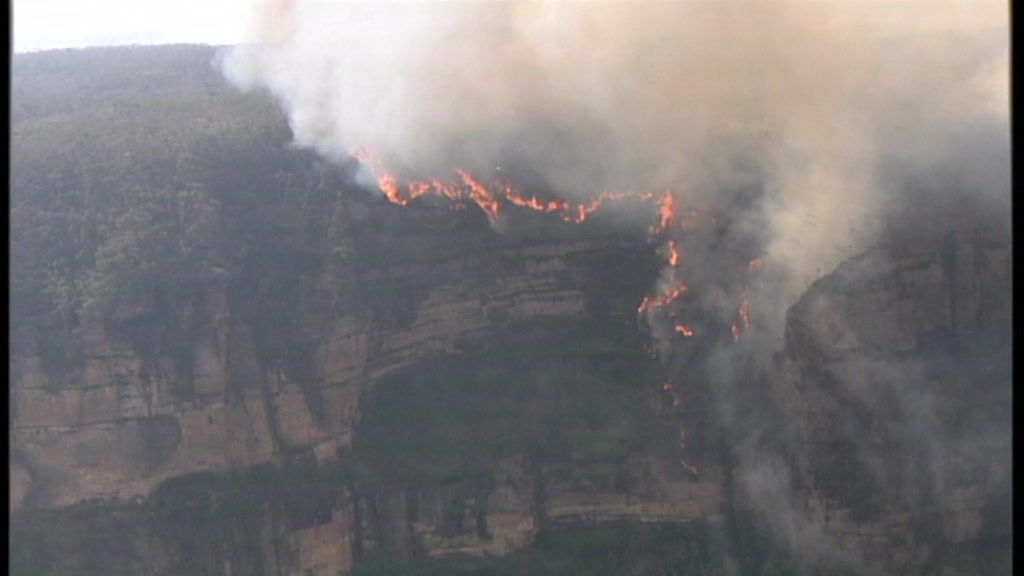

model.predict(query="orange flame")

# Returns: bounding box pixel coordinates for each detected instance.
[354,149,744,357]
[635,298,651,315]
[456,169,503,226]
[730,259,763,342]
[505,192,571,215]
[667,240,680,267]
[674,323,695,337]
[731,297,751,342]
[681,459,700,476]
[652,192,676,235]
[354,150,668,228]
[568,190,658,223]
[377,172,407,205]
[637,283,688,315]
[408,181,432,201]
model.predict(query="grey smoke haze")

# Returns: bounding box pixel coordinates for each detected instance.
[221,0,1009,570]
[222,0,1007,323]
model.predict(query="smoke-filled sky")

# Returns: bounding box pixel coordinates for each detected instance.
[19,2,1011,569]
[12,0,250,52]
[223,0,1009,334]
[16,0,1007,346]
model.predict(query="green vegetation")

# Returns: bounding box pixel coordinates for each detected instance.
[12,45,352,395]
[11,45,652,399]
[10,45,685,575]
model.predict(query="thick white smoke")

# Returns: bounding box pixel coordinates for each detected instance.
[222,0,1007,322]
[220,0,1009,569]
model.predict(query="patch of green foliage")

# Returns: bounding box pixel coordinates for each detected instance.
[11,45,358,398]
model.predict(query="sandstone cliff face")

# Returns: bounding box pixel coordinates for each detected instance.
[11,239,620,509]
[12,229,721,575]
[777,235,1012,571]
[12,46,1011,576]
[12,45,717,575]
[12,231,1011,576]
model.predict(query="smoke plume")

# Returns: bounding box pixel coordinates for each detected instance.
[221,0,1009,570]
[223,0,1006,313]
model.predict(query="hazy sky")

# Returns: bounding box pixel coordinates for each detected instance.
[13,0,252,52]
[14,0,1008,54]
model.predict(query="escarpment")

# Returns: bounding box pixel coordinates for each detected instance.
[11,45,1010,576]
[776,236,1012,572]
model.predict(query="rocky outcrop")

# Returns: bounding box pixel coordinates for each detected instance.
[10,239,624,510]
[11,43,1012,576]
[11,230,700,575]
[12,230,1011,576]
[777,235,1012,572]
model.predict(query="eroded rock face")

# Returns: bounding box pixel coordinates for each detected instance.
[778,236,1012,571]
[10,45,718,576]
[11,239,622,510]
[11,44,1012,576]
[12,230,1011,576]
[12,232,692,575]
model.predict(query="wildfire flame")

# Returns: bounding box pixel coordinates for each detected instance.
[355,143,762,491]
[569,190,658,223]
[356,149,754,378]
[667,240,680,267]
[455,169,503,226]
[637,284,688,315]
[354,149,662,226]
[674,323,695,337]
[505,192,571,215]
[731,298,751,342]
[681,459,700,476]
[731,258,763,342]
[653,192,676,235]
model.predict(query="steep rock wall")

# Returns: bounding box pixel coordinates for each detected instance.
[777,235,1012,571]
[11,239,625,510]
